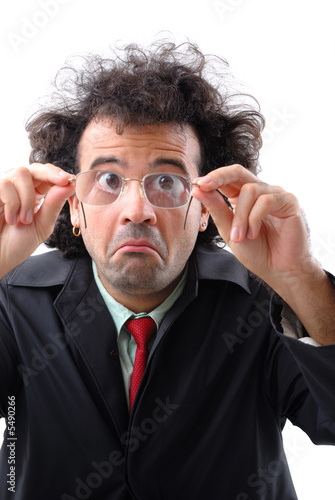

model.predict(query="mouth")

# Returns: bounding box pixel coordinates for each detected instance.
[115,239,160,256]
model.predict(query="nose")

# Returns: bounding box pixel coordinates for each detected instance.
[118,180,157,225]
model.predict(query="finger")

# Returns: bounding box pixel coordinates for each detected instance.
[195,164,259,195]
[247,192,300,240]
[10,167,38,224]
[0,164,75,226]
[0,178,21,225]
[230,183,285,242]
[29,163,75,189]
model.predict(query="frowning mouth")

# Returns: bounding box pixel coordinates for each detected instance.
[115,240,159,256]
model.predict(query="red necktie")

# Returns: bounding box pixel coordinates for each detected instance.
[125,317,157,411]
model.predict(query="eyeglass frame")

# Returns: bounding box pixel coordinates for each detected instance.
[68,170,233,230]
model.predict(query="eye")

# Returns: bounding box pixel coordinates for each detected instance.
[97,172,122,191]
[157,175,175,191]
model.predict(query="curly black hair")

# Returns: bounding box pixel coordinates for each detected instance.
[26,40,265,258]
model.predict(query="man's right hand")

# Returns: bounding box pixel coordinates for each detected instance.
[0,163,75,278]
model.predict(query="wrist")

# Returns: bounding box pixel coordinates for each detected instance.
[270,260,335,345]
[266,258,325,306]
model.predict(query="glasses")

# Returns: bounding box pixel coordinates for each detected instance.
[72,170,197,209]
[69,170,233,229]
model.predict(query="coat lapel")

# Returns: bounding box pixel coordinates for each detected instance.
[54,256,129,441]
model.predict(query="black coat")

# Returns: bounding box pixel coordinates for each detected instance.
[0,245,334,499]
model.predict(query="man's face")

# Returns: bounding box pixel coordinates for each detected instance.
[69,120,208,312]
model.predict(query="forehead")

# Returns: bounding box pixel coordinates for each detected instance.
[77,120,202,176]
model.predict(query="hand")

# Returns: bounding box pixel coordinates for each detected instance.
[192,164,313,294]
[0,163,75,277]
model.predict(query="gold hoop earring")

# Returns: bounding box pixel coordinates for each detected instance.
[72,226,81,237]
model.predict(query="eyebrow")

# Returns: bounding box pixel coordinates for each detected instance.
[88,156,190,175]
[150,157,188,175]
[89,157,122,170]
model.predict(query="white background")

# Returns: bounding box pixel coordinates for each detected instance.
[1,0,335,498]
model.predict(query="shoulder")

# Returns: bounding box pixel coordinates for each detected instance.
[2,250,81,288]
[193,244,251,294]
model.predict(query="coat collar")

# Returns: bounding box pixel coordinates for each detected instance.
[6,249,75,287]
[194,244,251,294]
[6,244,251,294]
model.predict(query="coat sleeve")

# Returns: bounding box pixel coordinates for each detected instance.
[0,282,21,418]
[266,271,335,442]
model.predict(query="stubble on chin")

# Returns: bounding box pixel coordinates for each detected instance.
[103,252,165,294]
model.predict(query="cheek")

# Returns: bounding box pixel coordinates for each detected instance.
[162,207,201,248]
[80,205,111,226]
[80,207,113,244]
[183,201,202,232]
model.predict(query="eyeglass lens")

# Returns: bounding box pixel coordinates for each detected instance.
[75,171,192,209]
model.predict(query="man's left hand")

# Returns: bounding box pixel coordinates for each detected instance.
[192,164,311,291]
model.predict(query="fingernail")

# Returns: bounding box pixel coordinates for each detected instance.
[230,226,240,242]
[197,175,213,188]
[58,170,70,178]
[25,210,33,224]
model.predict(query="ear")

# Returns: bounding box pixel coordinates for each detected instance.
[199,203,210,232]
[68,195,80,228]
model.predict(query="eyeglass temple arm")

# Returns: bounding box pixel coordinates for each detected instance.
[67,178,87,228]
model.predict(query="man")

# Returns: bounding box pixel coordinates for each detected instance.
[0,41,334,499]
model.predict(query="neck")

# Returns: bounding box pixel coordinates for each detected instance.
[99,275,183,314]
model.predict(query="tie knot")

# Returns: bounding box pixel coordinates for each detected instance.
[125,317,157,349]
